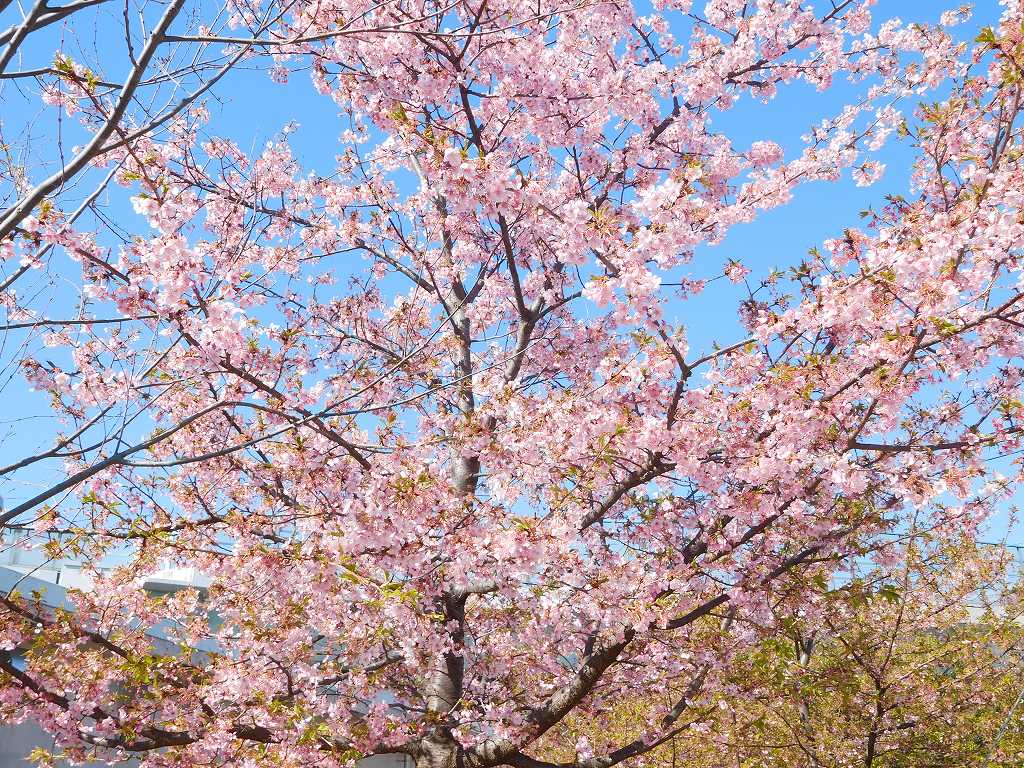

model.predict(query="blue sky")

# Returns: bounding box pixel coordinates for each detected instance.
[0,0,1020,544]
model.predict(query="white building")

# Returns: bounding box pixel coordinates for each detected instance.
[0,531,411,768]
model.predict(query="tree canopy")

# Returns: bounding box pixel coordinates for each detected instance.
[2,1,1024,767]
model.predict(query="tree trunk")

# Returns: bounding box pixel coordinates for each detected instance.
[417,737,463,768]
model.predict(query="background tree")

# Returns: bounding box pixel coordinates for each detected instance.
[535,535,1024,768]
[2,2,1024,768]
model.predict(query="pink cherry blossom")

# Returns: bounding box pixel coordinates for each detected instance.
[1,3,1023,768]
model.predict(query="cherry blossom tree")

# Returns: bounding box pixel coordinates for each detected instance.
[3,1,1024,767]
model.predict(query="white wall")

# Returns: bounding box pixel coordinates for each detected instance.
[0,724,412,768]
[0,721,139,767]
